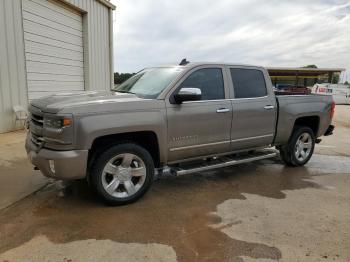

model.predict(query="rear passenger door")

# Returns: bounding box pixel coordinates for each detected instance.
[228,67,277,150]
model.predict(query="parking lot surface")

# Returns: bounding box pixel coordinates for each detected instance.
[0,105,349,262]
[0,131,47,210]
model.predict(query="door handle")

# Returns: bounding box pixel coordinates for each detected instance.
[216,108,230,113]
[264,105,275,110]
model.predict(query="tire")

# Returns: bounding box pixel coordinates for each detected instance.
[90,143,154,205]
[279,126,315,167]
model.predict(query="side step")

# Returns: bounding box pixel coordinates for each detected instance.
[167,149,278,176]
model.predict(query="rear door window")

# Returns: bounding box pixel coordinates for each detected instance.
[230,68,267,98]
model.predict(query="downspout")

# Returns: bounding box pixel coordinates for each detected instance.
[109,8,114,90]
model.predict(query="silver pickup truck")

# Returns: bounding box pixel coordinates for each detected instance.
[26,62,335,204]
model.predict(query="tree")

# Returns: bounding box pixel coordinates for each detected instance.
[114,72,135,85]
[302,65,318,68]
[332,74,340,84]
[345,81,349,85]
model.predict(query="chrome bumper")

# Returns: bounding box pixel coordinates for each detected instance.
[25,135,88,180]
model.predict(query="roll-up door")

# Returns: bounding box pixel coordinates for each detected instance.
[22,0,84,99]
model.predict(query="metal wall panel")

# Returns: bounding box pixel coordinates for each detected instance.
[63,0,113,92]
[0,0,113,133]
[0,0,28,133]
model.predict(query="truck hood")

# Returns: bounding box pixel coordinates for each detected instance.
[30,91,141,114]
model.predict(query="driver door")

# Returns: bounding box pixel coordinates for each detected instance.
[165,66,232,163]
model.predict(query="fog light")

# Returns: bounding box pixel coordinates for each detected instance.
[49,160,55,173]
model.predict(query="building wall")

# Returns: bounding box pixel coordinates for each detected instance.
[0,0,28,133]
[0,0,114,133]
[63,0,113,92]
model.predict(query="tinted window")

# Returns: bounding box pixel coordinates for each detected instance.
[179,68,225,100]
[230,69,267,98]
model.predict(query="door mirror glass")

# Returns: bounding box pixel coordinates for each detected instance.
[174,88,202,104]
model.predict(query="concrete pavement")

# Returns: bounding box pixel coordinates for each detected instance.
[0,130,48,210]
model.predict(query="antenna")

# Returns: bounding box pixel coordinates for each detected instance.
[179,58,189,66]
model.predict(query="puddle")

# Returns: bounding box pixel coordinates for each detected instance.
[0,155,349,261]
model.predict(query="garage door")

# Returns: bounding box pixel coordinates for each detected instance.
[22,0,84,100]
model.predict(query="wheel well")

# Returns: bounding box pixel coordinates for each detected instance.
[294,116,320,135]
[88,131,160,168]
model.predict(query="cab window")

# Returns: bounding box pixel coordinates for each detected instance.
[230,68,267,98]
[179,68,225,100]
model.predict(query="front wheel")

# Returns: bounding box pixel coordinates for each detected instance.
[279,126,315,167]
[90,143,154,205]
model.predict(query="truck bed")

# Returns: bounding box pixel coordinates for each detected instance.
[273,94,333,145]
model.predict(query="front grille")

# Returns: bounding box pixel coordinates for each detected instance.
[31,132,44,147]
[31,113,43,127]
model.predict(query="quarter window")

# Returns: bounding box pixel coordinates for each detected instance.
[230,68,267,98]
[179,68,225,100]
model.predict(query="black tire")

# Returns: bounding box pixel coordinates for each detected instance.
[279,126,315,167]
[90,143,154,205]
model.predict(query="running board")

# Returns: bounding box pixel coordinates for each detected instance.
[172,150,278,176]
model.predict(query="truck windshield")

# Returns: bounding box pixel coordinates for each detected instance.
[113,67,184,98]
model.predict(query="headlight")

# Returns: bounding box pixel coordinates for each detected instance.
[44,116,72,129]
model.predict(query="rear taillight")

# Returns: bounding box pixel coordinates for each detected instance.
[330,101,335,119]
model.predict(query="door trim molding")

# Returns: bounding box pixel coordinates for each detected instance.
[231,134,274,142]
[169,140,230,152]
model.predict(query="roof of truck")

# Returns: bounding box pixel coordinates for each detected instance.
[159,62,264,69]
[159,62,345,73]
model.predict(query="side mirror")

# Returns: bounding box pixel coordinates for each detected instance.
[174,88,202,104]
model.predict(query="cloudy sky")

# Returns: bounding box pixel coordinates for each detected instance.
[110,0,350,82]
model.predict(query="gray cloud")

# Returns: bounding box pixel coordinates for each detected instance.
[111,0,350,82]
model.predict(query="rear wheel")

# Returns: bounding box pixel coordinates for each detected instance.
[279,126,315,167]
[90,143,154,205]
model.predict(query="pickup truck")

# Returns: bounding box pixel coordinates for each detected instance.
[26,62,335,205]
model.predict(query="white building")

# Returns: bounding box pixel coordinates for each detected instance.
[0,0,115,133]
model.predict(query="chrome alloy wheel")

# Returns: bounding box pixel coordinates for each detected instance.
[101,153,147,198]
[294,132,312,162]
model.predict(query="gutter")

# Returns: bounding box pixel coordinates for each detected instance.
[97,0,116,10]
[109,8,114,90]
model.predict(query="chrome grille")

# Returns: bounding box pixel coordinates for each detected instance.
[29,106,44,147]
[31,132,44,147]
[31,113,43,127]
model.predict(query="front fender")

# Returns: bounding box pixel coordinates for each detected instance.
[74,109,168,163]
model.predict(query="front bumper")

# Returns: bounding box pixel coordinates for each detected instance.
[25,135,88,180]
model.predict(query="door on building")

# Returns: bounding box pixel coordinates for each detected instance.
[22,0,84,99]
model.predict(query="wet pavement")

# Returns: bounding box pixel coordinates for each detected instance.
[0,105,349,262]
[1,154,350,262]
